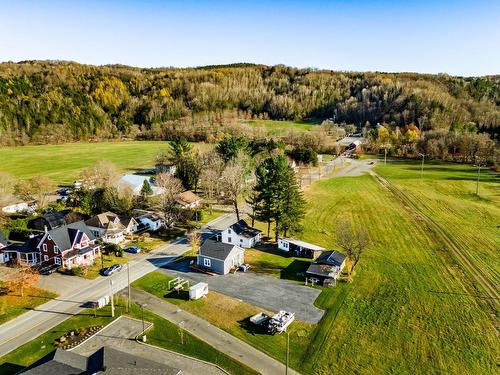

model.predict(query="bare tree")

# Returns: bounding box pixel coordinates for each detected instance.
[80,160,119,189]
[200,151,225,213]
[0,172,15,207]
[336,220,370,279]
[154,173,184,228]
[220,153,251,220]
[14,175,55,209]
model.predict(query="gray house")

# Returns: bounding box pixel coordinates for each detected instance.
[197,238,244,275]
[306,250,347,285]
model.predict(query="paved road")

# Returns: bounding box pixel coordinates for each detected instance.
[132,288,300,375]
[162,263,324,323]
[0,212,239,358]
[331,158,377,177]
[71,316,226,375]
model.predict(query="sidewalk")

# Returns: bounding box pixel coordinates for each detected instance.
[131,288,301,375]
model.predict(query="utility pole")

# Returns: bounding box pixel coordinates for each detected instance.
[285,331,290,375]
[109,279,115,318]
[127,262,131,313]
[474,160,483,195]
[419,153,427,181]
[384,148,387,165]
[179,321,185,345]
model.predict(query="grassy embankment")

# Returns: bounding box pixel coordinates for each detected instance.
[0,284,57,325]
[0,298,257,375]
[242,119,317,135]
[136,161,499,374]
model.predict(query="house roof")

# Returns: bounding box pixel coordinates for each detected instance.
[199,238,242,261]
[20,348,88,374]
[306,263,339,278]
[229,220,261,238]
[21,346,180,375]
[120,174,152,191]
[5,236,42,254]
[48,221,95,251]
[0,230,7,247]
[175,190,202,206]
[314,250,346,267]
[280,238,325,251]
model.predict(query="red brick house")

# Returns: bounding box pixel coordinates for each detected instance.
[4,221,100,269]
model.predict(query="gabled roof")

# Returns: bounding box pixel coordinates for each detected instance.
[199,238,242,261]
[120,174,153,191]
[229,220,261,238]
[86,212,120,228]
[5,235,42,254]
[280,238,325,251]
[48,221,95,251]
[0,230,8,247]
[175,190,202,206]
[314,250,346,267]
[20,348,87,374]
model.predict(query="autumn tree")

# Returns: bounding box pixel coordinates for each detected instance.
[14,175,56,209]
[200,151,225,213]
[7,263,40,297]
[80,160,119,189]
[0,172,15,207]
[187,231,201,256]
[220,153,252,220]
[154,173,184,227]
[335,220,370,279]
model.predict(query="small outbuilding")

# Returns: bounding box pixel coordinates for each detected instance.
[189,282,209,300]
[278,238,325,259]
[221,220,261,248]
[197,238,244,275]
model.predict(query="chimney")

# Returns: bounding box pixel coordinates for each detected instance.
[44,225,48,233]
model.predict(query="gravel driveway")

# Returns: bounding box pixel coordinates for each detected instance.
[160,263,324,323]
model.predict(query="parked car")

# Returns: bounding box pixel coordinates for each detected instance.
[125,246,141,254]
[39,264,58,275]
[103,264,122,276]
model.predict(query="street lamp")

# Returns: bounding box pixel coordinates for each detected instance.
[109,279,115,318]
[285,331,290,375]
[136,302,147,342]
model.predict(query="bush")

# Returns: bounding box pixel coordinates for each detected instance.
[70,267,85,277]
[103,243,121,255]
[115,247,124,257]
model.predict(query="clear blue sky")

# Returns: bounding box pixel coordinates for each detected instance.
[0,0,498,76]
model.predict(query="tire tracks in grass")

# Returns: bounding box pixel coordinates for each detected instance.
[370,171,500,327]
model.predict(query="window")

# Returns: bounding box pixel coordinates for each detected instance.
[55,257,61,265]
[44,255,49,261]
[204,258,211,267]
[228,229,232,234]
[54,246,59,254]
[42,244,47,252]
[228,237,232,243]
[240,238,243,243]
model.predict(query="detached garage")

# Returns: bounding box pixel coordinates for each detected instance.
[197,238,245,275]
[278,238,325,259]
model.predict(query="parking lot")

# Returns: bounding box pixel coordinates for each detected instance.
[161,261,324,323]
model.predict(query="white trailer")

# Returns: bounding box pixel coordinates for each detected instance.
[268,310,295,334]
[189,282,208,300]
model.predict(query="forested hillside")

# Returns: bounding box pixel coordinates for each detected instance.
[0,60,498,146]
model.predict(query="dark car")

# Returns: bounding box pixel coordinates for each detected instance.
[102,264,122,276]
[39,264,59,275]
[125,246,141,254]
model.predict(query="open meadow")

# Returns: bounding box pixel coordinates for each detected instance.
[0,141,213,185]
[241,119,318,135]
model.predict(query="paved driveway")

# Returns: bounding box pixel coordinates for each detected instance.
[71,316,226,375]
[160,263,324,323]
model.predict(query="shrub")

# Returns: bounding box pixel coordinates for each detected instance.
[70,267,85,277]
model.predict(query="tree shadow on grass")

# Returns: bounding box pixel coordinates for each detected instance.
[280,260,310,282]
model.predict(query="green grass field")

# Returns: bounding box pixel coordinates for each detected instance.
[242,119,317,135]
[0,285,57,325]
[0,141,213,185]
[139,161,499,374]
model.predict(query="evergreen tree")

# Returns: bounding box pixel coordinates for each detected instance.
[216,136,249,162]
[141,180,153,196]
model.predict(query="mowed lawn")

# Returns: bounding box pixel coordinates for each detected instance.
[295,163,498,374]
[0,141,213,185]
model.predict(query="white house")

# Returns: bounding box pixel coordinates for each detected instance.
[2,201,37,214]
[137,213,164,231]
[119,174,165,196]
[175,190,202,209]
[85,212,137,244]
[221,220,261,249]
[278,238,325,259]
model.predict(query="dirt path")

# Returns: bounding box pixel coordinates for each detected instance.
[370,171,500,323]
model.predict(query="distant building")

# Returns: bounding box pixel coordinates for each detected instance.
[221,220,261,248]
[197,238,245,275]
[85,212,138,244]
[0,230,9,263]
[28,210,83,231]
[175,190,202,209]
[137,212,164,231]
[20,345,181,375]
[119,174,165,196]
[2,201,37,214]
[155,162,177,175]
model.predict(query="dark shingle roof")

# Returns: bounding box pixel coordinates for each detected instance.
[5,235,41,254]
[48,221,95,251]
[314,250,346,267]
[229,220,261,238]
[199,238,241,260]
[19,348,87,374]
[306,263,338,278]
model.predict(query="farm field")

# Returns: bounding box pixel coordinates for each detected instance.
[140,160,499,375]
[241,119,318,134]
[0,141,213,184]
